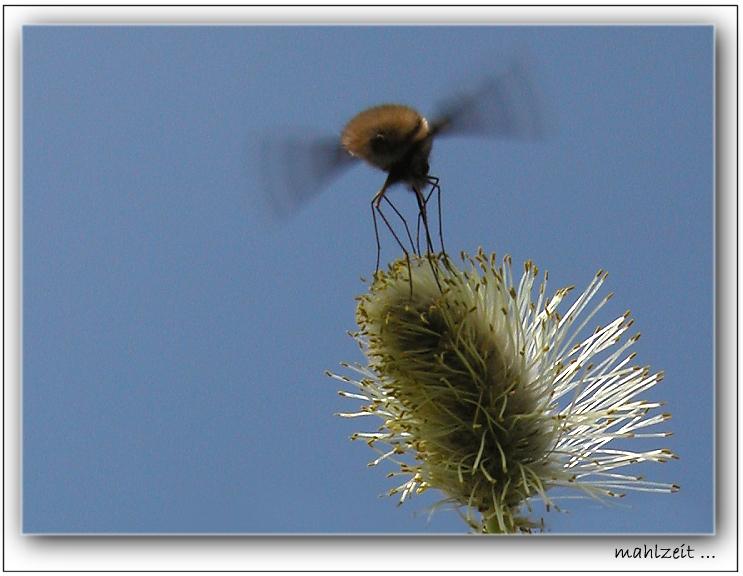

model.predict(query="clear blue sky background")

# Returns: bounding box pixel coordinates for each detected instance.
[23,26,713,534]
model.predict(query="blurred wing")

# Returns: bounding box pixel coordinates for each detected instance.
[260,134,356,218]
[430,57,546,140]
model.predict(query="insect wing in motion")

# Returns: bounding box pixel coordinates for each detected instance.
[260,134,354,217]
[431,58,546,140]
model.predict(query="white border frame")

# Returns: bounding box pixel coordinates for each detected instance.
[4,5,736,572]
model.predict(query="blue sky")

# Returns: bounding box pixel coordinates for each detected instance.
[22,25,713,534]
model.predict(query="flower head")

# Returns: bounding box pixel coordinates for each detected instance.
[331,250,678,533]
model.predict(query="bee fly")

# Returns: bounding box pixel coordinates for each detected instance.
[260,57,545,294]
[341,104,443,279]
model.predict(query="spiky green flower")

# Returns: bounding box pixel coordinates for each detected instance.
[330,250,678,533]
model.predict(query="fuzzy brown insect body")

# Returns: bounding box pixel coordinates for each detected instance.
[341,104,435,205]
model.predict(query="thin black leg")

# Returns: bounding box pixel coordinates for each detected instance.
[414,186,436,256]
[416,185,436,255]
[426,176,446,258]
[383,195,417,256]
[370,197,382,274]
[413,185,442,293]
[375,202,413,299]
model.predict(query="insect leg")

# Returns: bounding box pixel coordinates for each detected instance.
[383,195,417,257]
[414,185,436,256]
[375,202,413,299]
[370,179,393,275]
[370,197,382,275]
[416,183,436,255]
[426,176,446,258]
[413,185,443,293]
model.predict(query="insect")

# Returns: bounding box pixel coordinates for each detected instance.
[340,103,444,276]
[260,58,545,289]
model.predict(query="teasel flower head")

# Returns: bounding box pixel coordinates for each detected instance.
[330,250,678,533]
